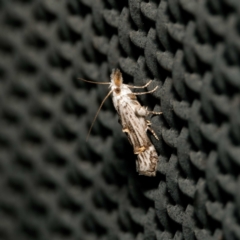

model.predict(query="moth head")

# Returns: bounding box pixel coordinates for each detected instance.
[111,68,123,88]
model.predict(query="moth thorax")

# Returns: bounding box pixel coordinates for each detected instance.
[111,68,123,87]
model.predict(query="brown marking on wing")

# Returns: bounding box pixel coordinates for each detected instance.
[114,87,121,94]
[134,146,146,154]
[122,127,130,133]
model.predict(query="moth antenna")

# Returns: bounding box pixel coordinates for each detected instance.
[86,89,114,141]
[78,77,110,85]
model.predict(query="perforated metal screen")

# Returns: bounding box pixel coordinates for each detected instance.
[0,0,240,239]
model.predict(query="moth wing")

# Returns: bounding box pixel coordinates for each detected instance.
[136,145,158,176]
[117,99,150,152]
[114,93,158,177]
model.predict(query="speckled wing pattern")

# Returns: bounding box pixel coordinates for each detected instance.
[113,90,158,177]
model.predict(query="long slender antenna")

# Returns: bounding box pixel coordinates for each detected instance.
[86,89,114,141]
[78,78,110,85]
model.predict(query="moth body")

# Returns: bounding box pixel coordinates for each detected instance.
[110,69,159,176]
[81,68,161,177]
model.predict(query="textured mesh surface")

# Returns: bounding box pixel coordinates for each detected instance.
[0,0,240,239]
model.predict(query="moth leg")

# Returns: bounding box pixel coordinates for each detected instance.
[133,86,158,95]
[136,107,162,117]
[147,110,162,115]
[127,80,152,89]
[146,120,151,126]
[147,126,159,140]
[135,106,148,117]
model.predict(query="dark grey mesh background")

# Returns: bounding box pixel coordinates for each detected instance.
[0,0,240,239]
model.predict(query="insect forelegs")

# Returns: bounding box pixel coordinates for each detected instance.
[133,86,158,95]
[127,80,152,89]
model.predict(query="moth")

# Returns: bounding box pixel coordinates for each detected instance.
[80,69,161,176]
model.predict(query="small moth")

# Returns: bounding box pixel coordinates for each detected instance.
[80,69,161,176]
